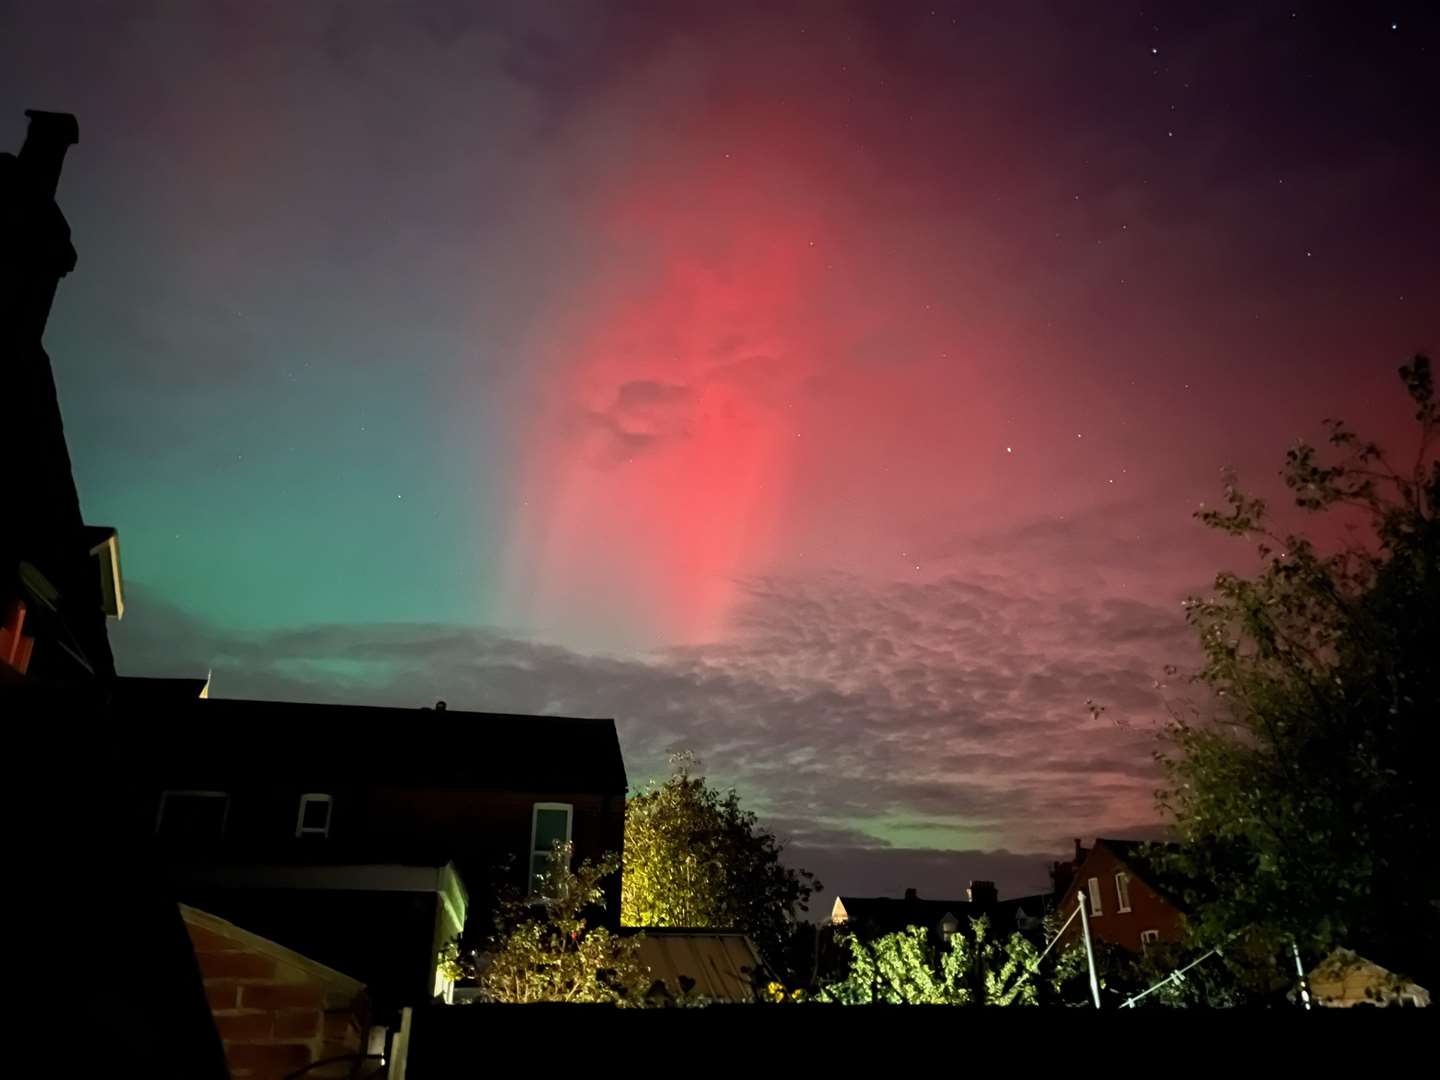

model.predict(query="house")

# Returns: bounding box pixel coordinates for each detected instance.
[1054,838,1186,953]
[830,880,1051,942]
[2,109,123,687]
[182,904,379,1077]
[121,695,628,1020]
[4,108,228,1079]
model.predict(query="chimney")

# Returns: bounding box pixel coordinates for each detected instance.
[1074,837,1085,862]
[903,888,918,902]
[967,880,998,906]
[19,110,79,198]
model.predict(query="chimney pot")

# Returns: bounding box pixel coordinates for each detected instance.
[20,110,79,198]
[903,887,918,902]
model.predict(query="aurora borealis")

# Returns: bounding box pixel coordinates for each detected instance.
[4,2,1436,899]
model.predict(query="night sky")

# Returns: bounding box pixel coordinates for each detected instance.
[5,2,1436,901]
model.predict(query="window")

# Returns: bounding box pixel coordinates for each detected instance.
[529,803,573,892]
[1140,929,1160,954]
[156,791,229,840]
[295,793,333,838]
[1087,876,1103,916]
[1115,871,1132,913]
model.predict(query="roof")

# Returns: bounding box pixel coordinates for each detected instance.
[1307,948,1432,1007]
[624,930,765,1002]
[833,893,1051,937]
[116,696,628,794]
[1087,838,1189,909]
[111,675,210,703]
[179,903,365,998]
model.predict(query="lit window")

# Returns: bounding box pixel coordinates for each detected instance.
[295,793,333,838]
[156,791,229,840]
[1115,871,1132,913]
[529,803,573,892]
[1140,929,1160,953]
[1087,876,1103,916]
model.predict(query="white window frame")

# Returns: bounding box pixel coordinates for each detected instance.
[1140,929,1160,953]
[528,802,574,892]
[1115,871,1132,913]
[155,790,230,837]
[295,793,334,838]
[1087,876,1103,916]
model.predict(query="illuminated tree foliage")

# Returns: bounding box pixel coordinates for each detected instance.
[478,843,652,1005]
[819,919,1080,1005]
[1159,356,1439,974]
[621,754,818,972]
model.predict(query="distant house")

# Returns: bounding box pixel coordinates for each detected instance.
[1054,838,1186,953]
[122,695,628,1021]
[830,880,1051,942]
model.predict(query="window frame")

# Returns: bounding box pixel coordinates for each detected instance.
[1115,871,1132,913]
[1140,929,1160,954]
[1087,876,1103,916]
[155,790,230,838]
[528,802,574,892]
[295,793,334,838]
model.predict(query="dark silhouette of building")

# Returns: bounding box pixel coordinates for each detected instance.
[829,880,1051,942]
[2,109,227,1079]
[121,697,628,1020]
[1,109,122,685]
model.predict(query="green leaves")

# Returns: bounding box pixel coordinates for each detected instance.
[621,762,818,977]
[1160,355,1439,979]
[818,921,1070,1006]
[478,843,653,1005]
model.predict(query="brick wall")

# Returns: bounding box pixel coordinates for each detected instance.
[182,905,371,1080]
[1057,843,1186,953]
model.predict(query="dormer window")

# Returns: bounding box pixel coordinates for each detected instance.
[295,793,333,838]
[83,526,125,619]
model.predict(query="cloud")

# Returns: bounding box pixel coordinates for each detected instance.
[113,561,1187,894]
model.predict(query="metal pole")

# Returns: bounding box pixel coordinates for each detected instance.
[1291,940,1312,1011]
[1077,891,1102,1008]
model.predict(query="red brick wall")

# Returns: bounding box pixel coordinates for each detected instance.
[1057,844,1186,953]
[185,916,368,1080]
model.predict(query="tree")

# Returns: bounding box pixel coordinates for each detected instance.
[467,843,652,1004]
[818,918,1081,1005]
[621,754,819,975]
[1158,355,1439,980]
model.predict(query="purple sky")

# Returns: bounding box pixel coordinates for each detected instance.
[4,1,1436,903]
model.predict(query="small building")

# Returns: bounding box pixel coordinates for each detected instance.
[630,929,767,1003]
[1054,838,1186,953]
[1307,948,1431,1008]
